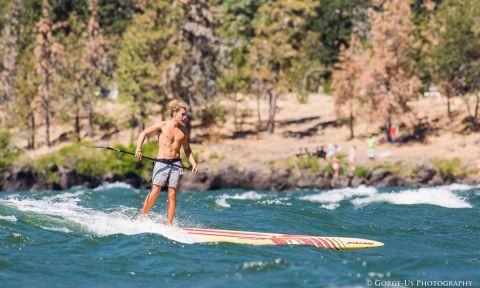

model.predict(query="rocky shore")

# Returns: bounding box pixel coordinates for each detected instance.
[1,164,479,192]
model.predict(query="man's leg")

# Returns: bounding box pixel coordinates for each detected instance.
[167,187,177,225]
[140,184,162,217]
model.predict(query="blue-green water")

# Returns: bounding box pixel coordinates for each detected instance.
[1,183,479,288]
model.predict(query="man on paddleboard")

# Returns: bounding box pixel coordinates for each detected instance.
[135,99,198,225]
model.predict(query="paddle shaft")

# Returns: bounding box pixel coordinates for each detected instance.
[79,145,186,170]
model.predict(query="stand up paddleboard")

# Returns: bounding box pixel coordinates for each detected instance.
[181,227,383,250]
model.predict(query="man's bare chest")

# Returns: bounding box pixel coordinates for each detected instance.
[160,127,186,144]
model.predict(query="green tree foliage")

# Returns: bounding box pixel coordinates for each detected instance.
[249,0,318,133]
[429,0,480,123]
[116,0,176,131]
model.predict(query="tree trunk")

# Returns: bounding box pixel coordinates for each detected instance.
[28,113,35,149]
[349,100,354,139]
[474,92,479,132]
[233,93,238,131]
[75,107,81,142]
[256,94,262,129]
[267,89,277,134]
[385,115,392,143]
[87,102,94,138]
[446,89,452,119]
[44,72,51,147]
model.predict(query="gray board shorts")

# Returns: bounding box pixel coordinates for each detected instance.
[151,158,182,189]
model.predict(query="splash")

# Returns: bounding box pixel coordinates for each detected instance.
[0,215,17,222]
[0,192,197,243]
[299,185,377,207]
[352,187,472,209]
[300,185,473,209]
[215,191,264,208]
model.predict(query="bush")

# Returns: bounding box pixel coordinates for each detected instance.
[0,129,21,173]
[208,152,225,161]
[353,166,369,178]
[196,103,226,127]
[297,156,322,174]
[432,158,465,181]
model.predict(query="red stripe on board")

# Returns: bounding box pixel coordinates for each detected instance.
[318,238,332,249]
[325,238,339,250]
[310,238,324,248]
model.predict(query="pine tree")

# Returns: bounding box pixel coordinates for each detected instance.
[249,0,317,133]
[0,0,20,125]
[34,0,65,147]
[13,46,38,149]
[85,0,107,138]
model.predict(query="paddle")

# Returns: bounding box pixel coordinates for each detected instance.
[78,144,186,170]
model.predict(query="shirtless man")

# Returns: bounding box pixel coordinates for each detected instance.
[135,99,198,225]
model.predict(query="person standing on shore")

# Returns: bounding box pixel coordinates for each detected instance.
[135,99,198,225]
[349,145,357,172]
[367,135,377,165]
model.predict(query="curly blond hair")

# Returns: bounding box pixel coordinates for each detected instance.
[168,99,188,117]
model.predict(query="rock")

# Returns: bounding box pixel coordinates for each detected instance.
[2,167,37,191]
[313,177,331,188]
[351,176,367,187]
[296,173,317,188]
[461,174,480,185]
[59,169,77,190]
[331,175,350,188]
[369,169,391,185]
[123,172,143,188]
[428,175,444,186]
[180,171,212,191]
[415,167,437,183]
[376,175,405,188]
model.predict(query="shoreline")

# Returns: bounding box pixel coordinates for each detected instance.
[1,163,479,192]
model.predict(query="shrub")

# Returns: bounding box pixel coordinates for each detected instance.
[196,103,226,127]
[0,129,21,173]
[353,165,369,178]
[297,156,322,174]
[432,158,465,181]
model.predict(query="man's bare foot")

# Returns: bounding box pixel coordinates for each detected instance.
[137,213,147,221]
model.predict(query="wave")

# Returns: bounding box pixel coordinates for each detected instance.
[299,185,377,204]
[0,193,196,243]
[300,185,474,209]
[215,191,265,208]
[93,181,136,191]
[352,187,472,208]
[0,215,17,222]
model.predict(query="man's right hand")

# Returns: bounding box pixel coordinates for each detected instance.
[135,150,142,160]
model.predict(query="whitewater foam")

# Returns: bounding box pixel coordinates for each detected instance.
[215,191,264,208]
[39,226,73,233]
[93,182,136,191]
[299,185,377,204]
[351,187,472,208]
[0,196,197,243]
[42,191,85,202]
[0,215,17,222]
[299,185,473,209]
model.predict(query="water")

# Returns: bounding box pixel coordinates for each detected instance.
[1,183,479,287]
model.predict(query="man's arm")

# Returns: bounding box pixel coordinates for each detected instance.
[182,131,198,173]
[135,122,163,159]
